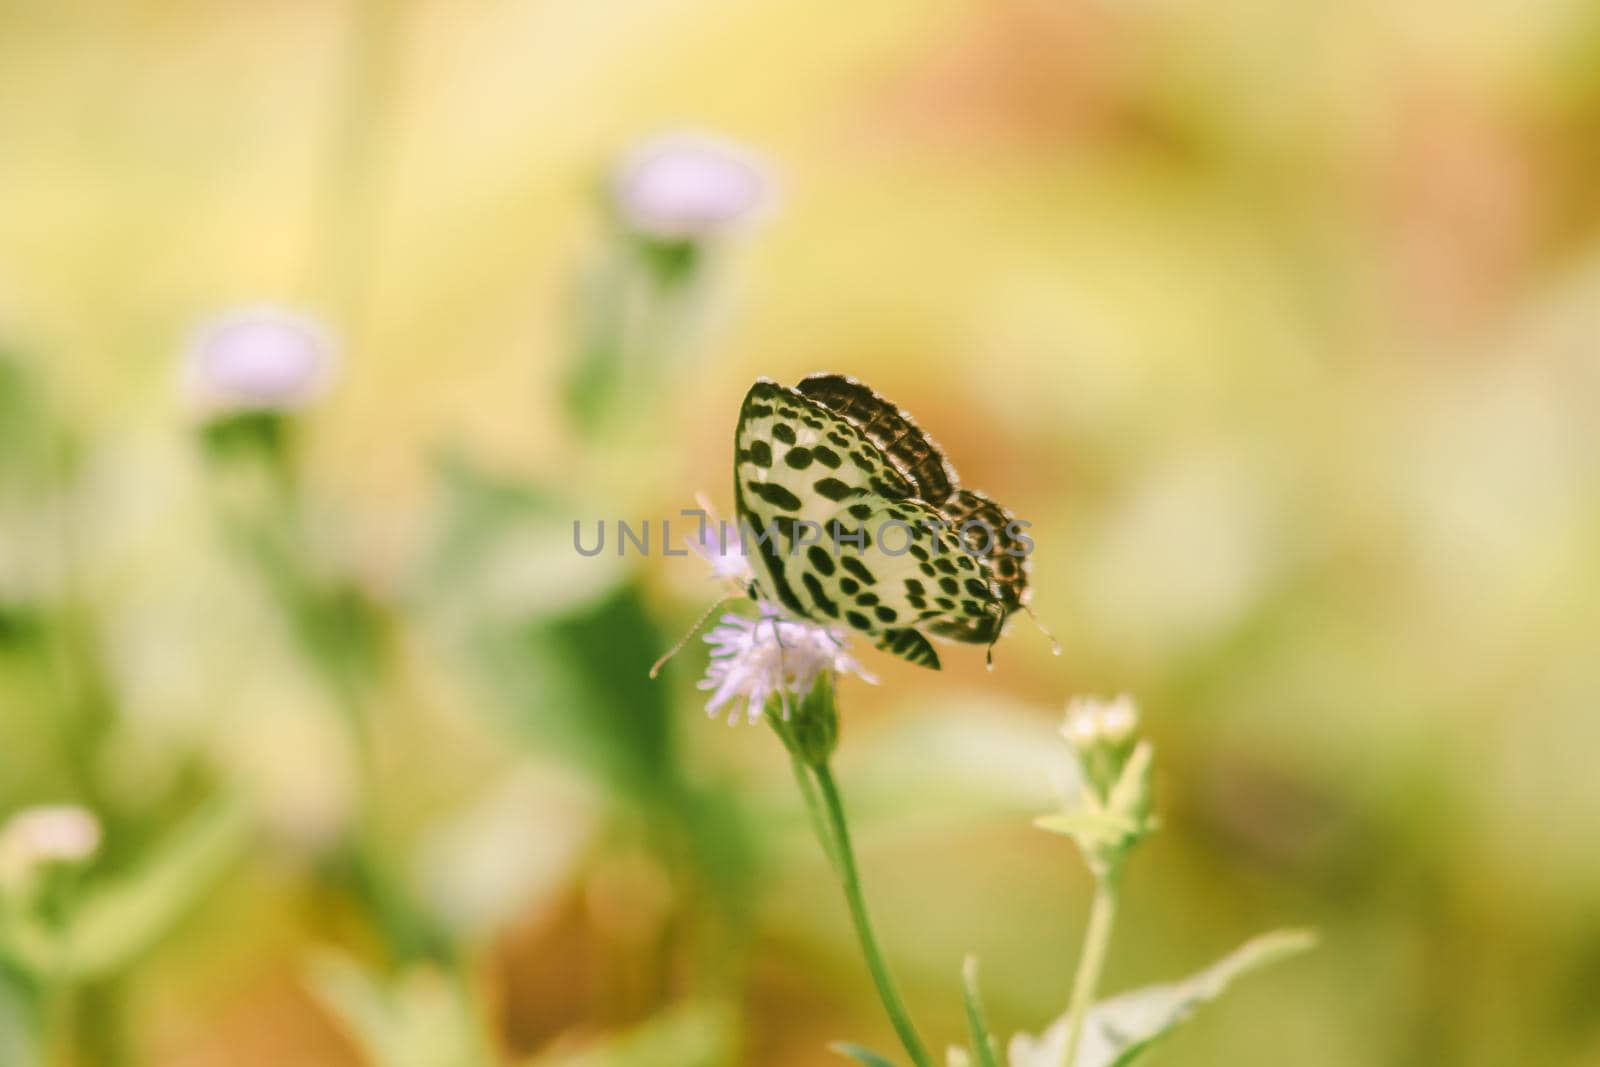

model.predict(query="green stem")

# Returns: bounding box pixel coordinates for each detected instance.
[1058,870,1119,1067]
[788,753,841,871]
[805,761,934,1067]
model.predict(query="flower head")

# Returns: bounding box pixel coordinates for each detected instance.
[612,134,771,242]
[698,610,875,726]
[1060,694,1141,803]
[182,306,336,415]
[0,804,101,885]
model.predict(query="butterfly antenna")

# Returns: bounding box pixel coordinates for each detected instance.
[1023,604,1063,657]
[649,594,742,678]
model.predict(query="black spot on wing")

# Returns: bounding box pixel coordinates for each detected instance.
[870,475,912,500]
[734,485,805,618]
[876,627,940,670]
[806,545,835,576]
[813,477,860,502]
[839,556,876,585]
[747,480,802,512]
[802,572,840,618]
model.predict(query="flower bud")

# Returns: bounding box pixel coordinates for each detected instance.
[611,134,771,243]
[1037,695,1154,873]
[0,804,101,886]
[765,671,840,767]
[182,307,336,416]
[1061,694,1139,802]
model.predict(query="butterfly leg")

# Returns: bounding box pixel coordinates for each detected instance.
[985,600,1004,671]
[765,613,794,720]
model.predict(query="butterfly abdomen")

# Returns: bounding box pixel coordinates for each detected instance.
[942,489,1030,612]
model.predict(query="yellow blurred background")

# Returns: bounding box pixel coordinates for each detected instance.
[3,1,1600,1065]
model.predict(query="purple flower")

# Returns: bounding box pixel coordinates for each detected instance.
[698,609,875,726]
[612,134,772,241]
[183,307,336,414]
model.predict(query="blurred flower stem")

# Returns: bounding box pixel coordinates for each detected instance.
[768,678,934,1067]
[1057,866,1118,1067]
[0,356,115,813]
[564,132,770,434]
[198,410,444,966]
[1033,698,1154,1067]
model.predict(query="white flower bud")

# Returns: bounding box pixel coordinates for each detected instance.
[0,804,101,884]
[1062,703,1101,748]
[1061,694,1140,750]
[1098,694,1138,744]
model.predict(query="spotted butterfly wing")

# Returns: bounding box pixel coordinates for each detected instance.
[733,374,1032,670]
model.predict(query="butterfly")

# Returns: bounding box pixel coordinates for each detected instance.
[732,372,1043,670]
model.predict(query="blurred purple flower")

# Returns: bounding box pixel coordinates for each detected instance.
[612,134,772,241]
[182,307,336,414]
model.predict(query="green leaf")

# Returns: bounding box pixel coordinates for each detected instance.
[41,794,252,982]
[960,956,1001,1067]
[420,452,629,625]
[420,457,676,800]
[829,1043,900,1067]
[1031,811,1138,841]
[309,953,499,1067]
[1008,929,1317,1067]
[524,1001,736,1067]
